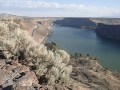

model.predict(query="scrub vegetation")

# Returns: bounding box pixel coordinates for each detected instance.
[0,20,72,85]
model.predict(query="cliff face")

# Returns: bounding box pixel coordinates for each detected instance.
[54,18,96,29]
[91,18,120,25]
[31,19,52,43]
[13,18,52,43]
[95,23,120,41]
[0,13,52,44]
[54,18,120,29]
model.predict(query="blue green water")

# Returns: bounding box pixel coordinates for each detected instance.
[47,25,120,72]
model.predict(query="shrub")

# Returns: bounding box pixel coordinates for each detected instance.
[0,20,72,85]
[56,50,70,64]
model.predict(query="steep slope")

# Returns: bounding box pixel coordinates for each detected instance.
[95,23,120,41]
[70,55,120,90]
[0,19,73,90]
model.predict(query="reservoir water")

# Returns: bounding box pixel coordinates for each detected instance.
[47,25,120,72]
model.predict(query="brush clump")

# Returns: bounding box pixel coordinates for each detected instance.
[0,20,72,85]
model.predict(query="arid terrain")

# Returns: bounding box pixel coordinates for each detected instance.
[0,14,120,90]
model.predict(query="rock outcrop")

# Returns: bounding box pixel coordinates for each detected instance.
[54,18,96,29]
[91,18,120,25]
[70,55,120,90]
[95,23,120,41]
[0,58,39,89]
[1,51,120,90]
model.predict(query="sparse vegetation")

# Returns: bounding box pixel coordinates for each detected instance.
[45,42,60,52]
[0,20,72,85]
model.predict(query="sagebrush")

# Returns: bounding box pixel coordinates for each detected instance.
[0,19,72,85]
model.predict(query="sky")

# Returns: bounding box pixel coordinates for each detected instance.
[0,0,120,17]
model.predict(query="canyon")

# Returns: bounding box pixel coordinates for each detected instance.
[54,18,120,41]
[0,14,120,90]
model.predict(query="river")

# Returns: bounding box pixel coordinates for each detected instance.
[47,25,120,72]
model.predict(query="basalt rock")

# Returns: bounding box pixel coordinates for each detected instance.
[70,56,120,90]
[54,18,96,29]
[0,59,39,90]
[96,23,120,41]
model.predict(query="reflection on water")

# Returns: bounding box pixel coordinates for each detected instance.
[47,25,120,72]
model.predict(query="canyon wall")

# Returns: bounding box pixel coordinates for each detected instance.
[13,18,52,43]
[54,18,120,41]
[95,23,120,41]
[31,19,52,43]
[54,18,97,29]
[54,18,120,29]
[0,13,52,43]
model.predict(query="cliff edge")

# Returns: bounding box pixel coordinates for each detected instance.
[54,18,96,29]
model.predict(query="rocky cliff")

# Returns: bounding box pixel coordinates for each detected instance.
[54,18,97,29]
[17,18,52,43]
[54,18,120,41]
[0,13,52,43]
[95,23,120,41]
[70,54,120,90]
[54,18,120,29]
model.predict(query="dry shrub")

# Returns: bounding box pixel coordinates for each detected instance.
[57,50,70,64]
[0,20,72,85]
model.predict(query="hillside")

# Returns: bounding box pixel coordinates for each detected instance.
[0,14,120,90]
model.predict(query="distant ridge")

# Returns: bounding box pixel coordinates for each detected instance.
[0,13,31,19]
[0,13,18,17]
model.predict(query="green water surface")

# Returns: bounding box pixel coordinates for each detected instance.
[47,25,120,72]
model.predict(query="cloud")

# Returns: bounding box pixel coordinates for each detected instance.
[0,0,84,9]
[0,0,120,17]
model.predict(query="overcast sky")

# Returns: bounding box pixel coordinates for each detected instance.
[0,0,120,17]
